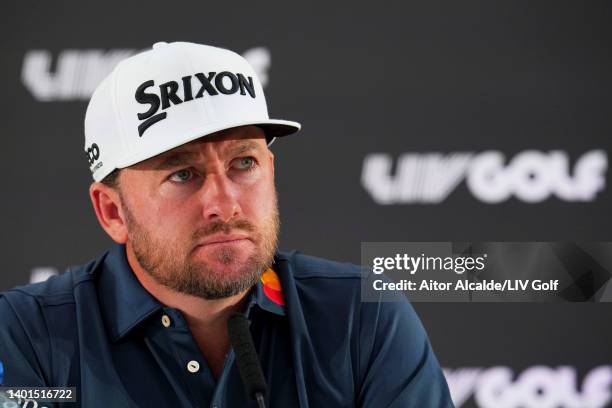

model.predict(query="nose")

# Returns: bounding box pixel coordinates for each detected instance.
[198,172,241,222]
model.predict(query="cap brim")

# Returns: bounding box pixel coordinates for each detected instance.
[256,119,301,139]
[115,118,301,171]
[255,119,301,146]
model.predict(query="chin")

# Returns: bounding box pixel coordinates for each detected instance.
[200,250,260,272]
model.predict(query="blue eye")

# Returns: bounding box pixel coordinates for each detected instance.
[169,169,194,182]
[235,157,255,170]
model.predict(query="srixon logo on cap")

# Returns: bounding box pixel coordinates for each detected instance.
[135,71,256,136]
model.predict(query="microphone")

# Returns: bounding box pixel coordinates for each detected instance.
[227,313,267,408]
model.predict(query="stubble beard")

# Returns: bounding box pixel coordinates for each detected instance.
[121,192,280,300]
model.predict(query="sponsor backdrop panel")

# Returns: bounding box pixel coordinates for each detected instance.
[2,1,612,407]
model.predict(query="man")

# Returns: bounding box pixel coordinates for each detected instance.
[0,42,453,407]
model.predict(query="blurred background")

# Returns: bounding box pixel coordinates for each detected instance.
[2,1,612,406]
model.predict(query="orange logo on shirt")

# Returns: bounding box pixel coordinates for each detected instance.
[261,268,285,306]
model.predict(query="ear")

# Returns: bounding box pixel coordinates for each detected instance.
[89,182,128,244]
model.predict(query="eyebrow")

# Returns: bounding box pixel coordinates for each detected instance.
[154,151,200,170]
[153,140,264,170]
[223,140,264,157]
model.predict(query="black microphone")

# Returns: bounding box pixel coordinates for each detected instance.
[227,313,267,408]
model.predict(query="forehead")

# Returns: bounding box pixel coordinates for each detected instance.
[133,125,268,169]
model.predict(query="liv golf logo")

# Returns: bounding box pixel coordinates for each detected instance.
[362,150,607,204]
[444,365,612,408]
[21,47,271,101]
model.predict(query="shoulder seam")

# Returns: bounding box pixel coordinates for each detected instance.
[5,274,95,304]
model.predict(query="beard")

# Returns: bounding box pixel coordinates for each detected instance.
[121,192,280,300]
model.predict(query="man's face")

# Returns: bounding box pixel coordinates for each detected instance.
[116,125,279,299]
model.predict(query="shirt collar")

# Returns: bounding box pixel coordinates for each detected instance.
[98,243,162,342]
[98,244,286,342]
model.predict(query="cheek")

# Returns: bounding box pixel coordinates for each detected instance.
[130,192,198,237]
[237,177,276,221]
[158,199,205,232]
[122,179,169,226]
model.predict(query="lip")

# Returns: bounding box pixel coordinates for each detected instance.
[196,233,251,247]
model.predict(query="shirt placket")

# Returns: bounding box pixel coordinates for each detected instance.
[160,307,218,407]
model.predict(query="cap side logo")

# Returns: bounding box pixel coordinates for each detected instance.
[135,71,256,137]
[85,143,100,164]
[85,143,103,173]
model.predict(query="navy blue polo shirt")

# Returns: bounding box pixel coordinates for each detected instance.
[0,244,453,407]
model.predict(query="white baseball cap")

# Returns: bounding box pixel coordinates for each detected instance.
[84,41,301,181]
